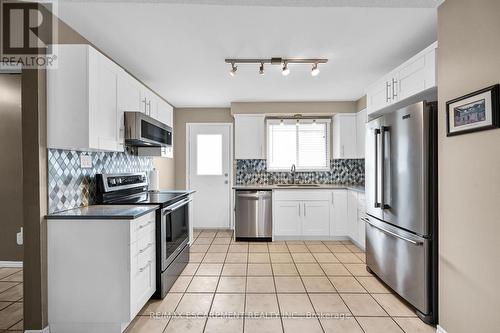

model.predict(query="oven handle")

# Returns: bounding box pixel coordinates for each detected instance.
[164,198,192,213]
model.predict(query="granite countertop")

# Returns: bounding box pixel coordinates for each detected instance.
[233,184,365,193]
[46,205,160,220]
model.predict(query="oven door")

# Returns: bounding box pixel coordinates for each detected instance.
[161,197,191,271]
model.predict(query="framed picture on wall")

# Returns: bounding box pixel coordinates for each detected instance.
[446,84,500,136]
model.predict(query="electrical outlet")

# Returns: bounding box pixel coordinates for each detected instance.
[16,227,23,246]
[80,153,92,169]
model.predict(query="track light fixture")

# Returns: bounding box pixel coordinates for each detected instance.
[225,57,327,77]
[229,62,237,76]
[311,63,320,76]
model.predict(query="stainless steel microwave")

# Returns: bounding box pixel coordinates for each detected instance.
[124,112,172,147]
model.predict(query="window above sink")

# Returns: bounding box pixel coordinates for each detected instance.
[266,118,331,172]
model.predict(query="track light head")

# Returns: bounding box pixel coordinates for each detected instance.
[311,63,320,76]
[229,63,237,76]
[259,62,265,76]
[282,62,290,76]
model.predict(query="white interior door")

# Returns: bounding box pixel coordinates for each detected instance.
[188,124,232,229]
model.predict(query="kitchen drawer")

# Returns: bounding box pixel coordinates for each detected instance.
[130,212,156,243]
[131,247,155,317]
[365,217,429,313]
[273,189,332,202]
[135,231,155,257]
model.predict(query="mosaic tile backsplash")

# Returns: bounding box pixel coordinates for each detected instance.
[236,159,365,185]
[48,149,153,213]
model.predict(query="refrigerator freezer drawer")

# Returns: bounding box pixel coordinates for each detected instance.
[365,217,429,315]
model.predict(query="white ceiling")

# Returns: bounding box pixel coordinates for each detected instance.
[57,1,438,107]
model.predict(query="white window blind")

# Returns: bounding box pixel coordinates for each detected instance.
[267,119,330,171]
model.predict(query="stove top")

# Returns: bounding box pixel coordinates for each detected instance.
[96,172,190,208]
[110,191,189,207]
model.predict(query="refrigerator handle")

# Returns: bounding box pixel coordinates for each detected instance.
[374,129,381,208]
[381,126,391,209]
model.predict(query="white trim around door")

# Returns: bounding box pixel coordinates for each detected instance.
[186,123,234,230]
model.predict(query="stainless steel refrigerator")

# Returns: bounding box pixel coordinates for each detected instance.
[365,101,438,324]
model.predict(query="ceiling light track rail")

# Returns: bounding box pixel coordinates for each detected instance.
[225,57,328,76]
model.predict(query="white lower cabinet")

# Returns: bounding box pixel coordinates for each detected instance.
[274,201,302,236]
[331,190,348,237]
[303,201,330,236]
[47,212,156,333]
[273,189,366,243]
[347,190,367,249]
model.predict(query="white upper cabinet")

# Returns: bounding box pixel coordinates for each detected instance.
[48,44,173,153]
[47,44,122,152]
[356,109,366,158]
[234,114,265,159]
[366,42,437,117]
[332,114,357,159]
[156,99,174,128]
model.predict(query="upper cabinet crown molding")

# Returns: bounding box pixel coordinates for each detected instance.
[366,41,437,117]
[234,114,265,159]
[47,44,173,155]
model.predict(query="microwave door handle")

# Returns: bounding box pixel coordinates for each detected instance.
[374,129,381,208]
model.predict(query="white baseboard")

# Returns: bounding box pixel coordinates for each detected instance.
[25,326,50,333]
[436,325,447,333]
[0,261,23,268]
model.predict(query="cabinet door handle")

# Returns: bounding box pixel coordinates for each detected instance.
[139,243,152,254]
[392,78,398,100]
[331,192,334,207]
[303,203,306,217]
[298,204,301,217]
[138,221,152,229]
[386,82,391,102]
[139,260,152,273]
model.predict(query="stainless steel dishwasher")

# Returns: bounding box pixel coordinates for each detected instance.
[235,190,272,241]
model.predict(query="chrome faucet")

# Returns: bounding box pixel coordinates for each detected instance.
[290,164,296,184]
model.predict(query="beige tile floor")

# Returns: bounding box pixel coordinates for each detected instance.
[0,268,23,332]
[127,229,436,333]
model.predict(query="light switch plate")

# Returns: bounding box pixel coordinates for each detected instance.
[80,153,92,168]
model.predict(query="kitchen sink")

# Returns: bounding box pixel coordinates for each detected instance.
[276,184,320,187]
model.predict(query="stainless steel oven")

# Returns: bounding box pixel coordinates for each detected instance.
[157,196,191,298]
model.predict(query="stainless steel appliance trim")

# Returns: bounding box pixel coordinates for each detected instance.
[374,129,381,208]
[101,172,148,193]
[124,111,172,147]
[236,193,260,199]
[365,218,423,245]
[164,198,192,212]
[381,126,391,209]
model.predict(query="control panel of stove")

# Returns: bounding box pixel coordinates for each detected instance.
[107,174,147,188]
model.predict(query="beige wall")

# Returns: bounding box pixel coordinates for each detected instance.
[0,74,23,261]
[153,157,175,189]
[438,1,500,332]
[174,108,233,189]
[231,101,357,115]
[356,95,367,112]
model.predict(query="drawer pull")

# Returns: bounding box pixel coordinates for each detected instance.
[139,260,152,273]
[139,243,153,254]
[138,221,152,229]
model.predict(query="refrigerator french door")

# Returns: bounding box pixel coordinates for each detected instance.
[365,101,438,324]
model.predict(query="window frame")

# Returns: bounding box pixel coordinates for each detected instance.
[266,118,331,172]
